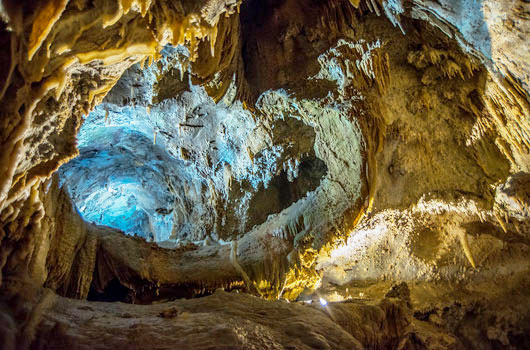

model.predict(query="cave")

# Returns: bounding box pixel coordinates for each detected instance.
[0,0,529,349]
[59,53,328,242]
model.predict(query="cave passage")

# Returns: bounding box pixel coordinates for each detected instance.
[59,45,327,243]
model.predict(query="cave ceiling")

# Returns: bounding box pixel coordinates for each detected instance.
[0,0,530,348]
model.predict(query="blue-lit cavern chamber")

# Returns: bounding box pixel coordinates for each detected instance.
[59,46,330,243]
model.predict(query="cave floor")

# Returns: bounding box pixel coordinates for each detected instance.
[30,273,530,350]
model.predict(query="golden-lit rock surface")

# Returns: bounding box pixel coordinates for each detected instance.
[0,0,529,348]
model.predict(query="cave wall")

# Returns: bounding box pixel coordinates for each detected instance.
[0,0,528,298]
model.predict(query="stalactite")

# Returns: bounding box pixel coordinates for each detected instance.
[191,14,242,102]
[319,39,390,95]
[457,228,476,268]
[0,32,17,101]
[0,74,67,212]
[230,240,258,295]
[483,75,530,168]
[27,0,69,61]
[223,163,233,191]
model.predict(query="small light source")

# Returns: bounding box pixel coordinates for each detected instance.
[319,298,328,306]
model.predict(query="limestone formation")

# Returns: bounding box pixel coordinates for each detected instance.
[0,0,529,348]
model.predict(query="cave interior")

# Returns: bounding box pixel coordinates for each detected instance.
[0,0,530,348]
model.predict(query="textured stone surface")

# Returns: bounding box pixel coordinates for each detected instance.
[0,0,529,349]
[60,48,326,242]
[29,289,460,350]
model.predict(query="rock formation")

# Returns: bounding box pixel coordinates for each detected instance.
[0,0,529,348]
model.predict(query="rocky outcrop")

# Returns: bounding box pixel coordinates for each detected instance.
[26,288,461,350]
